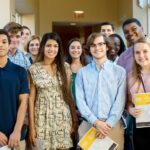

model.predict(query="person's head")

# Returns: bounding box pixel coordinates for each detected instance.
[27,35,40,58]
[122,18,145,46]
[21,26,31,45]
[0,29,10,58]
[86,32,110,62]
[37,32,64,65]
[130,38,150,86]
[133,38,150,73]
[3,22,22,50]
[66,38,87,66]
[109,34,126,57]
[99,22,114,37]
[37,32,73,105]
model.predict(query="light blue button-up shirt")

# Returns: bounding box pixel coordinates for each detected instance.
[75,59,126,127]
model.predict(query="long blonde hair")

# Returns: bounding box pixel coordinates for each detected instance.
[130,38,150,88]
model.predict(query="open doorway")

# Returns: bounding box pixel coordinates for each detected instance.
[52,21,100,55]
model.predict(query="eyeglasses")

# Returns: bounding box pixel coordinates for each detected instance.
[90,42,106,49]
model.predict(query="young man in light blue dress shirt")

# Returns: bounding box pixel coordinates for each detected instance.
[75,33,126,150]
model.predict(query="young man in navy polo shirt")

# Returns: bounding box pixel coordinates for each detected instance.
[0,29,29,149]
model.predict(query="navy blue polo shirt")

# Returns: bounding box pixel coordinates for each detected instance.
[0,59,29,139]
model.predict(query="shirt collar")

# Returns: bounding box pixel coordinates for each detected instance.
[91,59,109,71]
[8,48,19,56]
[1,59,13,71]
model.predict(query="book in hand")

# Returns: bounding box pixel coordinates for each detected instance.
[78,127,118,150]
[134,93,150,128]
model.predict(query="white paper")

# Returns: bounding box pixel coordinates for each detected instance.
[0,146,13,150]
[89,137,118,150]
[136,105,150,128]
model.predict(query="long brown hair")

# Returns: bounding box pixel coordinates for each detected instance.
[36,32,78,138]
[66,38,87,66]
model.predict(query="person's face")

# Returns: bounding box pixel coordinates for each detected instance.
[90,36,108,60]
[29,39,40,56]
[44,39,59,60]
[9,31,21,50]
[0,34,9,57]
[134,43,150,68]
[69,41,82,59]
[21,28,31,44]
[109,36,120,56]
[123,22,144,45]
[100,25,114,37]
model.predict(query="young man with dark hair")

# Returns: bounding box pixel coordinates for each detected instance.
[3,22,31,70]
[0,29,29,149]
[99,22,115,37]
[118,18,146,73]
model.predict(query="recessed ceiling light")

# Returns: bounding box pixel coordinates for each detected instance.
[73,10,84,18]
[70,22,77,26]
[74,10,84,14]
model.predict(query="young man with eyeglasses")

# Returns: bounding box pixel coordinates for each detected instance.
[76,32,126,150]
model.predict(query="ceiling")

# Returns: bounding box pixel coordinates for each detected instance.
[15,0,34,14]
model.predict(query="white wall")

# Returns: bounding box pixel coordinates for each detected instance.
[0,0,15,28]
[22,14,35,35]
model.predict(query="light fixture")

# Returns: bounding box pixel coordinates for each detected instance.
[70,22,77,26]
[73,10,84,18]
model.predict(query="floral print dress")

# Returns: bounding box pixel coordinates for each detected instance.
[29,62,72,150]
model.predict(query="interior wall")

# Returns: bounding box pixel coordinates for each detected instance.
[0,0,15,28]
[133,0,149,35]
[22,14,35,35]
[38,0,118,35]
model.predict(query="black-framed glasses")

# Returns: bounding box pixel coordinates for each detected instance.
[90,42,106,49]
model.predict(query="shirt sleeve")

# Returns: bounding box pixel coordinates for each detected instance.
[75,69,98,124]
[19,67,29,94]
[106,70,126,127]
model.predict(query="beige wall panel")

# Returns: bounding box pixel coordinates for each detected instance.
[133,0,149,35]
[22,14,35,35]
[38,0,118,35]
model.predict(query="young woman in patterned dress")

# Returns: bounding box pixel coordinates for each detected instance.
[29,32,78,150]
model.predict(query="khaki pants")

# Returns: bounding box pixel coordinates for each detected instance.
[78,121,124,150]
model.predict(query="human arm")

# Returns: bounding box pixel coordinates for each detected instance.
[8,93,28,148]
[106,70,126,128]
[8,68,29,148]
[75,69,98,125]
[28,73,37,147]
[127,88,141,118]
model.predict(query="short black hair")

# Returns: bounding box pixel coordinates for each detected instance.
[122,18,142,29]
[99,22,114,31]
[0,29,11,44]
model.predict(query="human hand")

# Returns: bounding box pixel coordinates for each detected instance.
[0,132,8,146]
[94,120,111,138]
[128,106,141,118]
[8,130,20,148]
[29,127,36,147]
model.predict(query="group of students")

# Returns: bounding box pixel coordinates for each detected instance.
[0,17,150,150]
